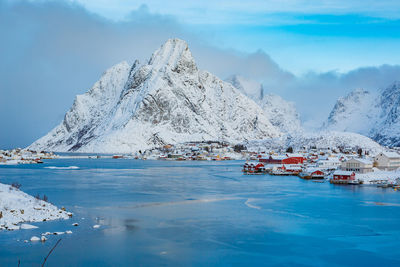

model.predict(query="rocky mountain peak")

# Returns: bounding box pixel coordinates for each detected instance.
[148,38,197,74]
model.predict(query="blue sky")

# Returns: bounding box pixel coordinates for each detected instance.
[1,0,400,148]
[72,0,400,74]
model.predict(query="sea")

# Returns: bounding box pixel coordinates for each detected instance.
[1,158,400,266]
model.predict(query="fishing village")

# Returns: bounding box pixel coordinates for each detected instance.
[2,142,400,189]
[242,149,400,188]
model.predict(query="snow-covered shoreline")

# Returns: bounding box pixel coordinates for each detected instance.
[0,148,58,165]
[0,183,71,231]
[357,168,400,184]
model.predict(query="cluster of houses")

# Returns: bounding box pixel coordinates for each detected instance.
[243,150,400,186]
[0,149,57,165]
[3,144,400,187]
[128,141,242,161]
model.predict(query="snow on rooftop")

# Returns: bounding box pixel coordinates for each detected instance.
[350,158,373,164]
[286,153,304,158]
[380,151,400,158]
[270,155,287,160]
[333,170,355,176]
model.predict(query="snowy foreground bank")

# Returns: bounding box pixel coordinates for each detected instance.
[0,183,71,231]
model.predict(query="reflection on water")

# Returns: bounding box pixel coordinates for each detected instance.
[1,159,400,266]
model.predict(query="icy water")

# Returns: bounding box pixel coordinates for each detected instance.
[1,159,400,266]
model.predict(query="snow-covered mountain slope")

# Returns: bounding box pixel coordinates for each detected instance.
[29,39,281,153]
[323,82,400,147]
[323,89,378,135]
[246,131,383,153]
[226,75,302,134]
[226,75,382,151]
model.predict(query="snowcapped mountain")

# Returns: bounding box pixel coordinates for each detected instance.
[226,75,302,134]
[226,75,382,151]
[323,82,400,147]
[29,39,281,153]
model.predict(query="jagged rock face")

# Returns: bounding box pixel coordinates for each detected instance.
[226,75,302,134]
[323,82,400,147]
[29,39,281,153]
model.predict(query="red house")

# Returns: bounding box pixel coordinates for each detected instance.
[311,170,325,177]
[243,162,266,174]
[331,170,355,184]
[285,153,306,164]
[260,154,305,164]
[299,168,325,179]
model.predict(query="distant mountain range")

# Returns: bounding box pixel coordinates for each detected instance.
[29,38,388,153]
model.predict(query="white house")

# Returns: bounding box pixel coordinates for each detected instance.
[317,158,341,170]
[341,158,373,173]
[374,151,400,171]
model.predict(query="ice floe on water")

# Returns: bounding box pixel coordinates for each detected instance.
[20,223,38,230]
[244,198,262,210]
[30,236,40,242]
[45,166,80,170]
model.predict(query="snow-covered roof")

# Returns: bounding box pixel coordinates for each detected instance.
[318,158,340,162]
[286,153,304,158]
[380,151,400,159]
[347,158,373,165]
[285,166,302,170]
[333,170,354,176]
[270,155,286,160]
[304,167,324,173]
[357,158,373,164]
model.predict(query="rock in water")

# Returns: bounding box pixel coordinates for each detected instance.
[29,39,281,153]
